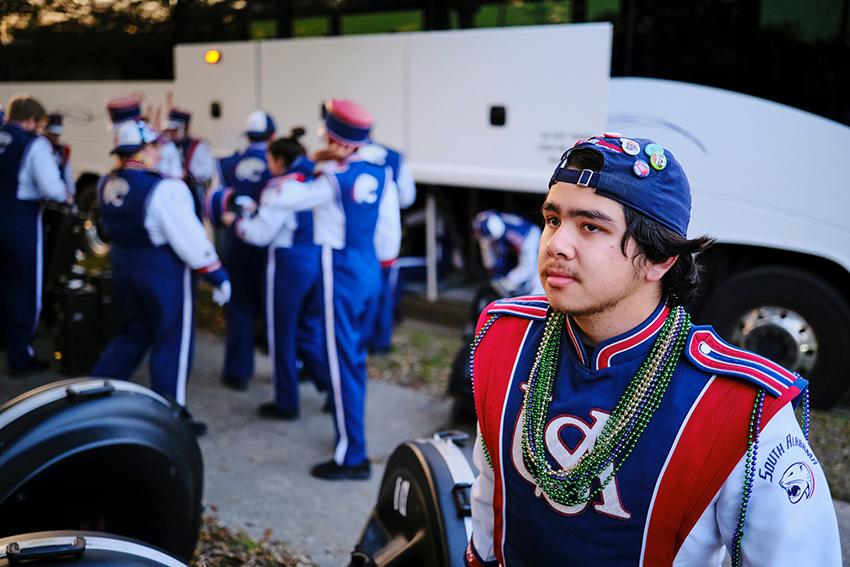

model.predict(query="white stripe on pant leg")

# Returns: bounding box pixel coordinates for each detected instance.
[322,245,348,465]
[266,247,277,401]
[176,267,192,407]
[32,207,44,335]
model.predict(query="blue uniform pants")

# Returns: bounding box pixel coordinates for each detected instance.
[92,247,194,406]
[220,230,266,383]
[322,246,380,466]
[266,244,322,412]
[369,263,403,352]
[0,204,42,371]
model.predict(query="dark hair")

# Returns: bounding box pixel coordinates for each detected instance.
[565,148,715,306]
[268,127,306,168]
[8,94,46,122]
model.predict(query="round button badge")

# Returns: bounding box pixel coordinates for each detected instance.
[633,159,650,178]
[650,152,667,171]
[621,138,641,156]
[644,143,664,157]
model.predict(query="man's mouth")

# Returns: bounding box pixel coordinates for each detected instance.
[543,266,579,287]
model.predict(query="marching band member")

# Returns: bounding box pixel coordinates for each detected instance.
[208,110,276,391]
[466,134,840,566]
[45,113,74,195]
[92,121,230,436]
[0,95,69,376]
[228,128,323,420]
[472,209,544,297]
[356,132,417,355]
[164,107,215,218]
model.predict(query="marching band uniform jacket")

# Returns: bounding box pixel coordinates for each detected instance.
[93,167,226,406]
[467,296,841,566]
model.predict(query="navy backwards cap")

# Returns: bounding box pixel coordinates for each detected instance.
[549,135,692,237]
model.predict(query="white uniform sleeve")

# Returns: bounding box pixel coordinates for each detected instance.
[234,179,298,247]
[158,141,184,179]
[396,160,417,209]
[148,179,220,270]
[19,137,67,202]
[470,428,498,562]
[675,403,842,566]
[188,140,215,184]
[272,174,335,211]
[503,226,541,291]
[374,174,401,262]
[63,158,75,195]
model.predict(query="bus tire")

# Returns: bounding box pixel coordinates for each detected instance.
[698,265,850,409]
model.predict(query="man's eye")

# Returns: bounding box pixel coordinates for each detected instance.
[582,223,601,233]
[545,216,561,228]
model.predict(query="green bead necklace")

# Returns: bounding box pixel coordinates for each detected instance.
[520,305,690,507]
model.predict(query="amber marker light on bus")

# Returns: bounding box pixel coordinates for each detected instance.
[204,49,222,64]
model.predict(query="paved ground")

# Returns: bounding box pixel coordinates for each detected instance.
[2,326,849,565]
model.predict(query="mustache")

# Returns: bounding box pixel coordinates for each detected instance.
[540,263,581,282]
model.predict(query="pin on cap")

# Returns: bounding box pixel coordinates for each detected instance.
[603,131,623,138]
[633,159,650,178]
[650,152,667,171]
[644,143,664,157]
[621,138,641,156]
[549,135,692,237]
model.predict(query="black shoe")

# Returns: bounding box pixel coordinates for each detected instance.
[9,358,50,378]
[188,420,208,437]
[310,459,371,481]
[321,397,332,414]
[257,402,299,420]
[221,375,249,392]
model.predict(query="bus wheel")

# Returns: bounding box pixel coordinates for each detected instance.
[698,266,850,409]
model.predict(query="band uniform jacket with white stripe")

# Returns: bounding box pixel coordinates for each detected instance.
[234,155,400,261]
[467,296,841,566]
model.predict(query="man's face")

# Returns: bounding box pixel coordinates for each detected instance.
[538,181,647,317]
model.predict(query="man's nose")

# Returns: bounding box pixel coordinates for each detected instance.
[546,225,577,260]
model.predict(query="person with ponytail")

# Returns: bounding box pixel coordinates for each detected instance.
[225,127,325,420]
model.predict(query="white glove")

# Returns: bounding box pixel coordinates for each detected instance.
[212,280,231,306]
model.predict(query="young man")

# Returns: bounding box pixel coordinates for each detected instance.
[0,95,70,376]
[466,134,841,566]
